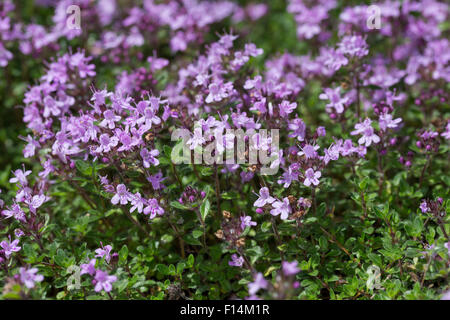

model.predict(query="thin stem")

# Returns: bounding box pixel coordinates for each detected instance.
[271,216,285,261]
[213,164,221,217]
[123,209,150,237]
[355,73,361,118]
[168,219,186,259]
[171,162,183,189]
[419,154,432,188]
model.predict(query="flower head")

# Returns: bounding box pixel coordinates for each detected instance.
[303,168,321,187]
[0,239,21,258]
[93,270,117,293]
[248,273,268,295]
[240,215,257,230]
[270,198,292,220]
[253,187,275,207]
[19,267,44,289]
[228,254,244,267]
[351,118,380,147]
[282,261,300,276]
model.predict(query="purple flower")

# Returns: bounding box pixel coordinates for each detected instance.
[205,81,233,104]
[303,168,321,187]
[140,148,159,168]
[0,239,21,258]
[19,267,44,289]
[319,87,348,114]
[96,134,119,153]
[143,198,164,219]
[317,126,326,137]
[324,143,340,164]
[115,127,139,152]
[14,229,24,238]
[80,259,97,276]
[2,203,26,222]
[147,55,169,72]
[0,43,13,67]
[282,261,300,276]
[21,135,40,158]
[298,197,311,208]
[297,143,320,159]
[248,273,268,295]
[186,127,206,150]
[95,244,113,263]
[9,168,32,186]
[147,172,166,190]
[288,118,306,141]
[442,290,450,300]
[278,100,297,118]
[253,187,275,207]
[441,122,450,140]
[444,242,450,257]
[111,184,131,205]
[136,100,161,130]
[277,164,300,188]
[351,118,380,147]
[228,254,244,267]
[379,113,402,131]
[338,35,369,58]
[270,197,292,220]
[240,171,254,183]
[240,215,257,230]
[27,194,47,214]
[321,48,348,71]
[93,270,117,293]
[130,192,146,214]
[99,110,121,129]
[244,43,264,57]
[419,201,430,213]
[39,159,55,178]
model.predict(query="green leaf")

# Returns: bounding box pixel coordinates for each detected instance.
[156,264,169,275]
[75,160,92,176]
[187,254,195,268]
[192,229,203,239]
[170,201,190,210]
[359,177,369,190]
[119,245,128,264]
[200,199,210,222]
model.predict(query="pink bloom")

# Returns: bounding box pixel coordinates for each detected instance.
[9,168,32,186]
[419,201,430,213]
[351,118,380,147]
[297,144,320,159]
[95,244,113,263]
[186,127,206,150]
[319,87,348,114]
[27,194,47,214]
[2,203,26,222]
[282,261,300,276]
[96,134,119,153]
[143,198,164,219]
[240,215,257,230]
[140,148,159,168]
[379,113,402,131]
[111,184,131,205]
[303,168,321,187]
[19,267,44,289]
[270,197,292,220]
[248,273,268,295]
[93,270,116,293]
[228,254,244,267]
[80,259,97,276]
[0,239,21,258]
[253,187,275,207]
